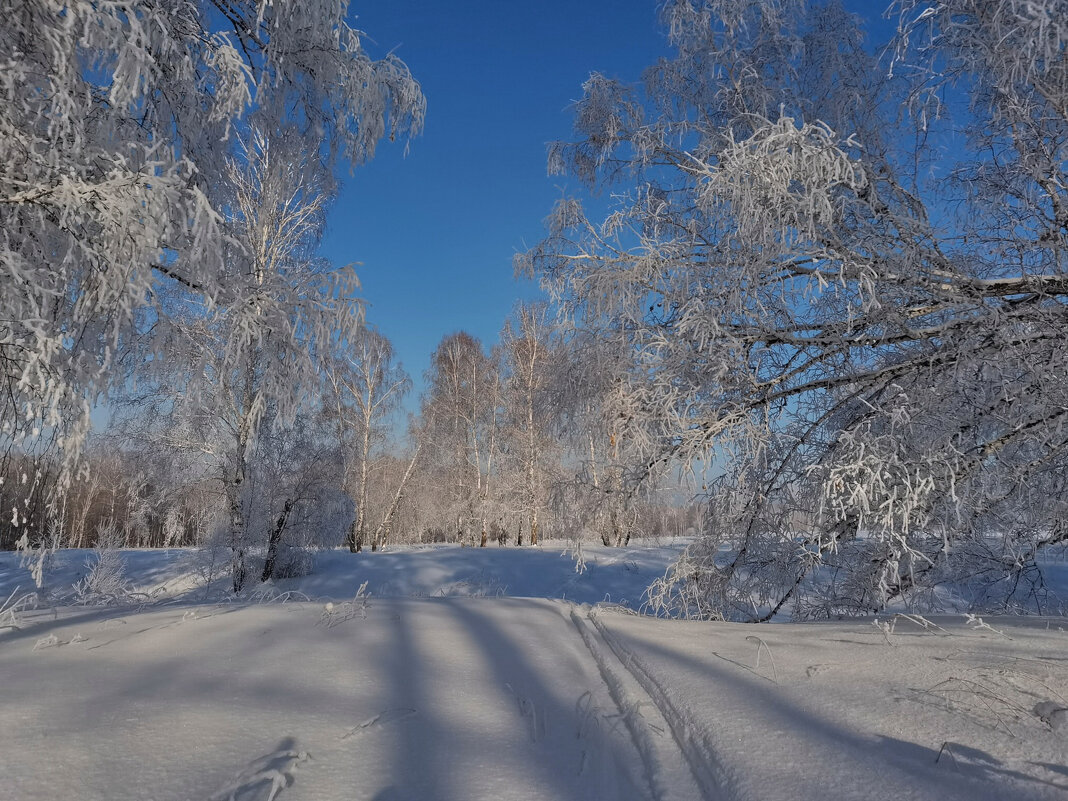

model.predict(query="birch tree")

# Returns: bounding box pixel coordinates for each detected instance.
[498,304,561,546]
[524,0,1068,618]
[421,332,502,547]
[1,0,424,552]
[251,408,347,582]
[326,326,417,552]
[160,125,368,590]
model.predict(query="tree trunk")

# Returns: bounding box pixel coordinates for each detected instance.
[516,518,524,547]
[612,508,624,548]
[354,396,372,556]
[261,498,294,582]
[526,366,539,548]
[227,478,247,593]
[229,358,256,593]
[226,441,249,593]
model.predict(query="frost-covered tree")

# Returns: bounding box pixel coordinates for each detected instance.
[250,409,347,582]
[551,329,662,548]
[325,325,417,552]
[0,0,423,546]
[420,332,502,547]
[524,0,1068,618]
[155,125,366,590]
[497,303,561,546]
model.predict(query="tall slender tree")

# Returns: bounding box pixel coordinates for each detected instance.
[499,303,562,546]
[326,326,416,552]
[421,333,502,547]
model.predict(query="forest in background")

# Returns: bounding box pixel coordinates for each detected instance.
[3,0,1067,620]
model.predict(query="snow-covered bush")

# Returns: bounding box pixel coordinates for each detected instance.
[74,523,131,604]
[269,545,316,581]
[188,528,231,595]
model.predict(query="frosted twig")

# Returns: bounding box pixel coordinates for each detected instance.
[964,614,1012,639]
[319,581,370,627]
[893,613,950,634]
[0,586,31,630]
[340,708,416,739]
[746,635,779,683]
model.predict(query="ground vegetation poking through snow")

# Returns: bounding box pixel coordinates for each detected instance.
[0,544,1066,801]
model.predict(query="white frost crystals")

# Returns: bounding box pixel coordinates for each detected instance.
[525,0,1068,620]
[0,0,424,570]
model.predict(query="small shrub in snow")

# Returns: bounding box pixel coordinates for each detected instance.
[437,570,506,598]
[319,582,371,627]
[74,524,131,604]
[0,587,33,631]
[187,528,229,594]
[271,545,316,580]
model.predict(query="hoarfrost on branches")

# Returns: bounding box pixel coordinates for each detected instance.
[0,0,424,546]
[526,0,1068,619]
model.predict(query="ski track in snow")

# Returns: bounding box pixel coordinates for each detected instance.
[2,545,1067,800]
[584,609,736,801]
[569,605,709,801]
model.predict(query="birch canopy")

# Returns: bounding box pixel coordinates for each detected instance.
[0,0,424,482]
[524,0,1068,619]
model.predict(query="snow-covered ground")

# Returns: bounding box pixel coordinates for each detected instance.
[1,543,1066,800]
[0,541,685,609]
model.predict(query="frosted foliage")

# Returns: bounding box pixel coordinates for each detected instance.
[325,325,413,552]
[526,0,1068,619]
[0,0,424,525]
[149,125,366,592]
[75,524,131,604]
[712,118,866,243]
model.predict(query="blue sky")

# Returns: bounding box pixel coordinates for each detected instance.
[320,1,671,397]
[321,2,896,405]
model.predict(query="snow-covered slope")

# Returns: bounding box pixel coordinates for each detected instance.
[0,542,685,609]
[1,544,1065,801]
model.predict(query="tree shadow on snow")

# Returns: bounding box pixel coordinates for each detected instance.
[591,619,1063,801]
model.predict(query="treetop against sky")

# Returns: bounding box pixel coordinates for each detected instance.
[321,1,898,401]
[320,1,666,392]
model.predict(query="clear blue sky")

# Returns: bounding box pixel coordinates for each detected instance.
[321,2,895,403]
[320,1,670,397]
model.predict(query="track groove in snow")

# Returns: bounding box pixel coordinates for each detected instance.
[587,610,741,801]
[570,605,716,801]
[3,545,1066,801]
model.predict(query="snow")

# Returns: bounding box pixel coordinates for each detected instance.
[0,542,686,608]
[1,543,1066,800]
